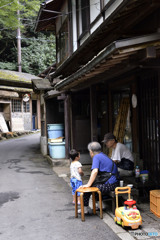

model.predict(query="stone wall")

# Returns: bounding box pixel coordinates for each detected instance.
[11,112,31,131]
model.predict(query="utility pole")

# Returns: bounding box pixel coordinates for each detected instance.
[17,0,22,72]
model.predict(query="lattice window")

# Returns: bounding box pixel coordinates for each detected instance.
[57,19,69,64]
[11,99,22,112]
[77,0,90,37]
[139,73,160,186]
[23,101,30,112]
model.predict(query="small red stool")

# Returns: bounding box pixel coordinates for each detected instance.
[75,187,103,221]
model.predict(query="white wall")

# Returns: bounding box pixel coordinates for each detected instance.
[12,113,24,131]
[56,0,125,55]
[104,0,110,5]
[90,0,100,23]
[104,0,124,19]
[72,0,78,52]
[79,32,90,46]
[90,17,103,34]
[11,112,32,131]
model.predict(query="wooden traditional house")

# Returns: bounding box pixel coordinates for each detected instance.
[34,0,160,186]
[0,70,41,132]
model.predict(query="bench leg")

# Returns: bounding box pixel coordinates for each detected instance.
[80,193,85,221]
[92,192,96,214]
[75,191,78,218]
[98,191,103,219]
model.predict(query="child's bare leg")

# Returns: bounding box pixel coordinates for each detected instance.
[78,196,81,204]
[72,194,75,203]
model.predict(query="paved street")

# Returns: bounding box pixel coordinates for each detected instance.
[0,133,120,240]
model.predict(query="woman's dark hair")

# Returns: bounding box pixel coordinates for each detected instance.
[69,149,79,161]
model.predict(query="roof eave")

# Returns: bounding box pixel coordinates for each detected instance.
[55,33,160,90]
[34,0,64,32]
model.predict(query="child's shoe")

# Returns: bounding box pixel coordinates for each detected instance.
[78,206,89,214]
[73,201,80,205]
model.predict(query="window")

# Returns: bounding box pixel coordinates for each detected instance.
[23,101,30,112]
[81,0,90,33]
[57,19,69,64]
[90,0,101,23]
[11,99,22,112]
[77,0,90,38]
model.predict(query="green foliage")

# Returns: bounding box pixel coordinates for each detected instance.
[0,62,17,71]
[0,0,56,76]
[21,33,56,75]
[0,0,40,30]
[0,30,56,75]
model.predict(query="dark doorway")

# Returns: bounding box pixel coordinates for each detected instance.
[71,89,91,164]
[32,100,37,130]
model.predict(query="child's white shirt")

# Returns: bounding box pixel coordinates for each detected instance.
[70,161,82,181]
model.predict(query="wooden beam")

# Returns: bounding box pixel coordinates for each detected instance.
[0,85,32,92]
[0,90,19,98]
[0,78,31,88]
[57,93,66,100]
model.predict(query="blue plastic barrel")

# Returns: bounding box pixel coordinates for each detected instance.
[47,124,64,139]
[48,142,65,159]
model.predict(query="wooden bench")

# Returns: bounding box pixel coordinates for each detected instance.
[75,187,103,221]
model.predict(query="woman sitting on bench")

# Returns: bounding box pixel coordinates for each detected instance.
[79,141,119,214]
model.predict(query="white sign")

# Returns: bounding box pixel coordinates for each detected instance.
[23,94,30,102]
[132,94,137,108]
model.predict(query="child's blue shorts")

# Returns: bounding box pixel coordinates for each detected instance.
[70,178,83,196]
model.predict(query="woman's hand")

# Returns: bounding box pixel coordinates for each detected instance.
[79,168,98,188]
[80,184,90,188]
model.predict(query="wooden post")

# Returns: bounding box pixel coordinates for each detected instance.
[90,86,97,141]
[44,98,47,137]
[9,101,12,131]
[107,87,112,131]
[37,95,41,129]
[64,94,71,158]
[30,99,32,130]
[131,82,138,153]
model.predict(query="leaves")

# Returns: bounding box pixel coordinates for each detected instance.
[0,0,40,30]
[21,33,56,75]
[0,0,56,75]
